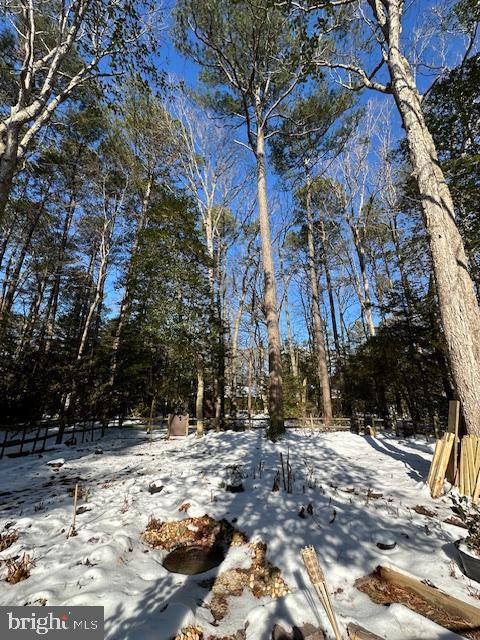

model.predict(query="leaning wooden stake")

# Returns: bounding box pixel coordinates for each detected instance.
[67,483,79,538]
[301,546,342,640]
[432,433,455,498]
[447,400,460,483]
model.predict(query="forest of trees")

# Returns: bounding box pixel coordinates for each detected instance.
[0,0,479,438]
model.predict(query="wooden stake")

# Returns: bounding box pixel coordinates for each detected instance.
[472,437,480,503]
[466,437,476,494]
[429,436,446,492]
[301,546,342,640]
[460,440,465,495]
[67,483,79,538]
[427,440,441,487]
[472,468,480,504]
[448,401,460,481]
[432,433,454,498]
[464,440,472,496]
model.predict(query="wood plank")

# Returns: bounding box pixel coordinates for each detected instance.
[347,623,385,640]
[465,440,472,496]
[448,400,461,483]
[466,437,476,493]
[429,437,446,492]
[473,437,480,503]
[378,565,480,628]
[427,440,441,487]
[461,441,469,496]
[474,435,480,470]
[460,440,465,495]
[448,400,461,433]
[432,434,454,498]
[472,468,480,504]
[473,435,479,461]
[430,437,446,492]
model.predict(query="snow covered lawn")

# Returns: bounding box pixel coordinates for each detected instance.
[0,427,477,639]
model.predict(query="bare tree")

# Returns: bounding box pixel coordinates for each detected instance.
[167,97,250,420]
[330,110,379,338]
[0,0,157,223]
[302,0,480,433]
[174,0,317,435]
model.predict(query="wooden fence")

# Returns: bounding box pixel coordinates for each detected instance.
[0,419,107,459]
[147,414,441,436]
[0,413,443,460]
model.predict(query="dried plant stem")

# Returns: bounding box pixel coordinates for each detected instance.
[280,453,286,490]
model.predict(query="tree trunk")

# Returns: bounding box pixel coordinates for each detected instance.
[284,282,299,378]
[305,167,333,424]
[0,126,20,224]
[16,265,48,357]
[383,0,480,434]
[279,254,299,381]
[279,248,301,412]
[196,368,205,437]
[0,213,17,272]
[390,216,415,317]
[57,213,114,442]
[247,347,254,428]
[256,124,284,436]
[230,285,248,413]
[214,245,226,427]
[350,224,375,337]
[319,220,342,368]
[0,193,46,322]
[77,217,113,362]
[44,191,77,351]
[109,172,153,388]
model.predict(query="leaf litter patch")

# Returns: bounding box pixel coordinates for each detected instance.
[142,515,290,633]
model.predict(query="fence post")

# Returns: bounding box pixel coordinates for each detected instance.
[0,429,8,459]
[19,428,27,455]
[41,426,49,452]
[31,426,41,454]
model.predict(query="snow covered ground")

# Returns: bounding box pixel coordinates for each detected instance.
[0,426,477,639]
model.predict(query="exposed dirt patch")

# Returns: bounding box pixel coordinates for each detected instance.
[272,622,325,640]
[444,516,468,529]
[412,505,436,517]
